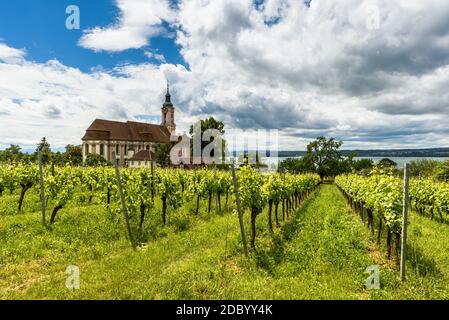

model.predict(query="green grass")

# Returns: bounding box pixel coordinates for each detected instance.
[1,184,448,299]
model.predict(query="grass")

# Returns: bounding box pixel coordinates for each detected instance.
[0,184,448,299]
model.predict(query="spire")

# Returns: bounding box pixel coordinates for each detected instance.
[164,79,172,106]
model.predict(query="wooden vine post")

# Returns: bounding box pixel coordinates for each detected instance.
[150,160,155,203]
[38,152,46,226]
[215,166,219,214]
[112,152,136,250]
[230,162,248,257]
[400,163,409,281]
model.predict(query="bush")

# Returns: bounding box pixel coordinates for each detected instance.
[352,158,374,172]
[84,154,112,167]
[409,159,439,178]
[436,160,449,181]
[377,158,397,169]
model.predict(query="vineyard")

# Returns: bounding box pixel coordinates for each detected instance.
[336,171,449,260]
[1,164,449,299]
[0,163,320,247]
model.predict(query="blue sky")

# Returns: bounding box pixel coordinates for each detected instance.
[0,0,185,72]
[0,0,448,151]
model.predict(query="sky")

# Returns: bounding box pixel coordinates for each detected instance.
[0,0,448,152]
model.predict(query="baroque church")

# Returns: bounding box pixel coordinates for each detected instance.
[82,83,177,167]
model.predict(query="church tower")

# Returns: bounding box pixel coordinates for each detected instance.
[161,81,176,134]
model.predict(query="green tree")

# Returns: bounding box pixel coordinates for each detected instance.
[0,145,23,163]
[6,144,22,155]
[278,157,315,174]
[436,160,449,181]
[408,159,439,178]
[84,153,111,167]
[189,117,226,162]
[306,136,343,181]
[36,137,52,164]
[377,158,397,169]
[189,117,225,137]
[352,158,374,172]
[155,143,172,167]
[64,144,83,166]
[52,152,65,166]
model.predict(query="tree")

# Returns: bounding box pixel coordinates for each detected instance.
[0,145,23,163]
[306,136,343,181]
[409,159,439,178]
[189,117,225,137]
[336,157,353,175]
[377,158,397,169]
[84,154,111,167]
[52,152,64,166]
[352,158,374,172]
[64,145,83,166]
[189,117,226,162]
[436,160,449,181]
[278,157,315,174]
[155,143,172,167]
[36,137,52,164]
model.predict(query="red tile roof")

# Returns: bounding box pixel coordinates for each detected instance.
[129,150,155,161]
[82,119,171,143]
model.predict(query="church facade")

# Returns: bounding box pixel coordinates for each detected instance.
[82,84,177,167]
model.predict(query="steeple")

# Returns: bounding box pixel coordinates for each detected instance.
[164,80,172,106]
[161,80,176,134]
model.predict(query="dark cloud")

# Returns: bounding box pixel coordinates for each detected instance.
[194,91,334,131]
[109,104,130,120]
[368,94,449,115]
[44,106,62,119]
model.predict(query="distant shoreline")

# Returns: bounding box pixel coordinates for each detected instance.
[278,147,449,158]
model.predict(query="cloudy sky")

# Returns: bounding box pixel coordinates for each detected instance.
[0,0,448,151]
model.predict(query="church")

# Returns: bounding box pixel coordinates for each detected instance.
[82,83,177,167]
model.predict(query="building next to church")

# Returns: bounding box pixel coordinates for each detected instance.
[82,83,177,167]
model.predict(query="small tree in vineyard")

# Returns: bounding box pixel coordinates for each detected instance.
[238,166,267,248]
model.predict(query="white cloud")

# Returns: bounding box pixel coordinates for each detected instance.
[171,0,449,149]
[0,43,26,64]
[0,44,194,149]
[2,0,449,151]
[144,50,166,63]
[79,0,175,52]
